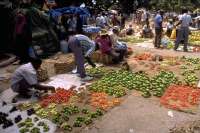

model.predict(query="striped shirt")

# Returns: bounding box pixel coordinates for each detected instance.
[75,34,96,57]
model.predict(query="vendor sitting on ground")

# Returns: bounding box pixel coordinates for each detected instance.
[141,23,153,38]
[109,27,127,61]
[11,58,55,98]
[68,34,99,81]
[95,30,123,64]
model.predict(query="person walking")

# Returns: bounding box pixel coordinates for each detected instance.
[174,9,192,52]
[154,10,164,48]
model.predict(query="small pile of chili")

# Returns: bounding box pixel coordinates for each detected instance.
[160,85,200,111]
[40,88,75,107]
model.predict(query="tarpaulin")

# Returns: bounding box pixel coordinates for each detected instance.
[48,6,90,22]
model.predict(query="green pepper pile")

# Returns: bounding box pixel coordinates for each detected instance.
[89,70,152,98]
[50,105,104,132]
[18,117,50,133]
[151,71,178,97]
[86,67,112,78]
[182,70,199,86]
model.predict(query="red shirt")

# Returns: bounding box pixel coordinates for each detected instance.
[95,35,112,54]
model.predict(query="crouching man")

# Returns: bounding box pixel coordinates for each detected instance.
[11,58,55,98]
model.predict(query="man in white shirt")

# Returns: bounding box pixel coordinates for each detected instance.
[11,58,55,98]
[174,9,192,52]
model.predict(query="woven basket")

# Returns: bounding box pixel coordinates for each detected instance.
[37,68,48,82]
[54,61,74,74]
[91,51,113,65]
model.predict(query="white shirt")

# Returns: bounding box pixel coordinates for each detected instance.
[11,63,38,90]
[179,13,192,27]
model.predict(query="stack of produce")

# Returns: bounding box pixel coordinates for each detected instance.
[86,67,112,78]
[18,117,50,133]
[0,112,13,129]
[134,53,152,60]
[40,88,75,107]
[49,105,104,132]
[189,31,200,46]
[89,70,152,98]
[160,85,200,113]
[181,70,199,86]
[151,71,178,97]
[90,92,121,110]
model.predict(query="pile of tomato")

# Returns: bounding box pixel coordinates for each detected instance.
[40,88,75,107]
[160,85,200,110]
[90,92,121,110]
[134,53,152,60]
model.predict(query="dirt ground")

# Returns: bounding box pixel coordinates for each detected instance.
[2,42,200,133]
[79,43,200,133]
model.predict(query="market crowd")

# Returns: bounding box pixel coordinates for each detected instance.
[7,0,200,98]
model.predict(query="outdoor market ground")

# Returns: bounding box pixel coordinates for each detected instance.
[1,40,200,133]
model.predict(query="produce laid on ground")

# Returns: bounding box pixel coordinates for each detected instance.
[18,117,50,133]
[89,70,179,98]
[32,102,104,132]
[119,36,148,44]
[90,92,121,110]
[189,31,200,46]
[40,88,75,107]
[180,57,200,86]
[160,85,200,113]
[0,112,13,129]
[86,67,113,78]
[134,53,152,61]
[151,71,179,97]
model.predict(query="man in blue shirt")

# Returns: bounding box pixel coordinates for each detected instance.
[174,8,192,52]
[154,10,164,48]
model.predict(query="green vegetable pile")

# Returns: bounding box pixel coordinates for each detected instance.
[180,57,200,86]
[184,57,200,64]
[18,117,50,133]
[89,70,151,97]
[151,71,178,97]
[50,105,104,132]
[182,70,199,86]
[86,67,112,78]
[89,70,179,98]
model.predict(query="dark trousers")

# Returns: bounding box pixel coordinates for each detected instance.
[154,28,162,48]
[12,79,31,95]
[174,27,189,51]
[68,37,86,78]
